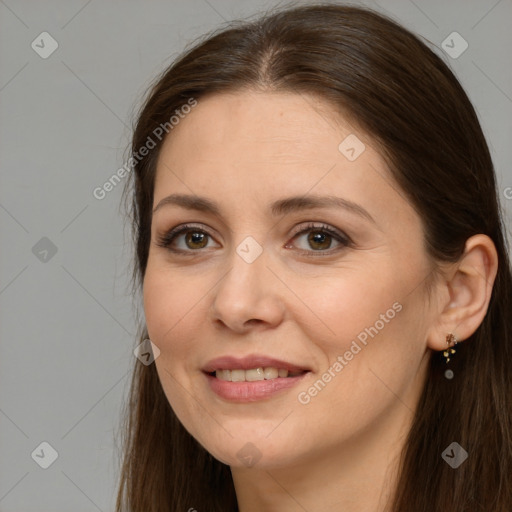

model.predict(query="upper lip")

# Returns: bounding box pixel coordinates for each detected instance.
[203,354,311,373]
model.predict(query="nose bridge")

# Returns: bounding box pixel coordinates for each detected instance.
[210,232,285,329]
[235,234,266,266]
[223,233,269,297]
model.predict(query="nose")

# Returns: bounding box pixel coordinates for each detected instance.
[209,238,286,334]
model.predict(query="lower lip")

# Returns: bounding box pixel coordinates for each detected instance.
[204,371,310,402]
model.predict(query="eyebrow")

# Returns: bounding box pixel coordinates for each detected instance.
[152,193,375,223]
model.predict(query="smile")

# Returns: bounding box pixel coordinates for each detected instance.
[202,354,312,401]
[211,367,307,382]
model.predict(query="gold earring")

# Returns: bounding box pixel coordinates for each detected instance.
[443,333,458,363]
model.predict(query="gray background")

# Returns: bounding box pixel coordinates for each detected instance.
[1,0,511,510]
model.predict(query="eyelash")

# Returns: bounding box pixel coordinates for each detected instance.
[156,222,352,257]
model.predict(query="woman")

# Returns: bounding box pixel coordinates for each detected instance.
[116,3,512,511]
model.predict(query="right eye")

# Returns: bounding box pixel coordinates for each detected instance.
[156,224,219,253]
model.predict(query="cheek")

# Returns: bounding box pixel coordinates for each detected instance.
[143,269,207,432]
[143,266,200,345]
[295,267,422,405]
[143,274,170,342]
[293,265,403,351]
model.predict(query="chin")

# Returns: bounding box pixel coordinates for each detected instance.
[200,437,304,471]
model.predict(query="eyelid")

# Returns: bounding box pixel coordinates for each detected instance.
[289,222,351,242]
[156,223,218,251]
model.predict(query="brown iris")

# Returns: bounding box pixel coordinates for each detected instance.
[185,231,208,249]
[308,231,332,250]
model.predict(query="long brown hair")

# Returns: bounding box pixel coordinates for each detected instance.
[116,3,512,510]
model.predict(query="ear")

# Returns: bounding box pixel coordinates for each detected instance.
[426,234,498,351]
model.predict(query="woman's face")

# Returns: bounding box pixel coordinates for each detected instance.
[143,90,436,469]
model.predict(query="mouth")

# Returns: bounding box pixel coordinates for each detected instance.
[203,354,311,379]
[202,354,311,402]
[205,367,309,382]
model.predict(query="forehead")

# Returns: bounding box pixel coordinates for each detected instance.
[156,91,368,184]
[173,91,354,148]
[153,91,415,233]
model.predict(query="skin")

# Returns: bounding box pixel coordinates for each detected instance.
[142,90,498,511]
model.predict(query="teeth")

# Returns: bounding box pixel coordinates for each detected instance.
[246,368,265,381]
[231,369,245,382]
[214,367,305,382]
[216,369,232,381]
[264,367,278,379]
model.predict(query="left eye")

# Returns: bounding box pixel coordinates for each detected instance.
[287,223,350,253]
[156,223,350,254]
